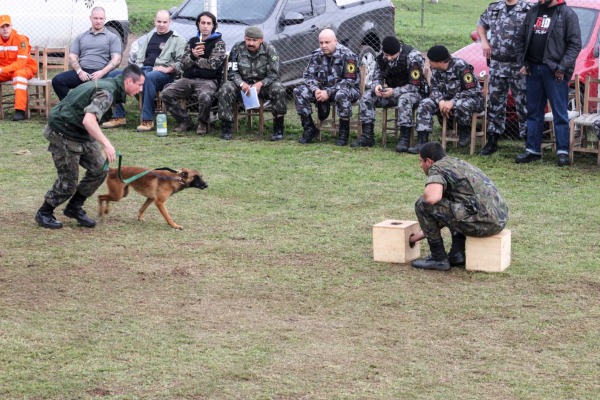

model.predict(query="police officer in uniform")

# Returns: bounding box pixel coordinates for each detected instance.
[478,0,531,155]
[410,45,484,154]
[293,29,361,146]
[35,65,146,229]
[217,26,287,141]
[351,36,426,152]
[409,142,509,271]
[160,11,226,135]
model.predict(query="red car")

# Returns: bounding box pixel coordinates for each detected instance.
[452,0,600,134]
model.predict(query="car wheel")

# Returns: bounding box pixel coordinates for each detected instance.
[358,46,377,89]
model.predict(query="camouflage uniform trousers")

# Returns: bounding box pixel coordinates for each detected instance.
[416,96,484,132]
[293,84,360,118]
[42,125,107,208]
[415,196,506,242]
[218,81,287,123]
[160,78,218,124]
[487,73,527,138]
[359,89,421,127]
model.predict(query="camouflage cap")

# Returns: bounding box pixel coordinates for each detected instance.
[245,26,263,39]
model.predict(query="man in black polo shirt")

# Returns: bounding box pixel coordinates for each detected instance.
[35,65,146,229]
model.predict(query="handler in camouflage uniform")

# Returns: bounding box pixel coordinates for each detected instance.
[35,65,146,229]
[409,142,509,271]
[160,11,226,135]
[293,29,360,146]
[478,0,531,155]
[217,26,287,141]
[351,35,426,152]
[410,45,484,154]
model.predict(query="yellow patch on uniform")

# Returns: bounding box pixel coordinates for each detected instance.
[20,42,26,48]
[410,69,421,80]
[463,72,474,84]
[346,63,356,74]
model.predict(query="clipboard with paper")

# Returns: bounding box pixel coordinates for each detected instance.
[241,87,260,110]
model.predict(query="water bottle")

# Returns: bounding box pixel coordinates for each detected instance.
[156,113,168,137]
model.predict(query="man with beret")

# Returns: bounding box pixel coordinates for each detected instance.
[514,0,581,167]
[293,29,361,146]
[410,45,484,154]
[217,25,287,141]
[160,11,226,135]
[351,36,426,151]
[0,15,38,121]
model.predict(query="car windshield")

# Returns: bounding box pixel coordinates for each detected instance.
[176,0,279,24]
[573,7,598,48]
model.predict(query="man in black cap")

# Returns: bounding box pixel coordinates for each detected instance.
[410,45,484,154]
[351,36,426,151]
[217,25,287,141]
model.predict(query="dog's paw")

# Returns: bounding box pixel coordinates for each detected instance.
[172,224,183,230]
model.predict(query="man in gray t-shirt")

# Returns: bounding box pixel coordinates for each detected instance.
[52,6,122,100]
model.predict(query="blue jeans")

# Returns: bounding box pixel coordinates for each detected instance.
[525,63,570,155]
[52,68,99,100]
[109,66,174,121]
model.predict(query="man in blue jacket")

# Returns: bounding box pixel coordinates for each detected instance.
[514,0,581,167]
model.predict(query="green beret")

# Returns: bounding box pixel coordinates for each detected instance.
[245,26,263,39]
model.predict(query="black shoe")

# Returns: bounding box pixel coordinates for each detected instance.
[411,256,451,271]
[479,141,498,156]
[270,132,284,141]
[317,102,331,121]
[12,110,26,121]
[64,207,96,227]
[220,132,233,140]
[556,154,570,167]
[35,210,63,229]
[448,251,466,267]
[515,152,542,164]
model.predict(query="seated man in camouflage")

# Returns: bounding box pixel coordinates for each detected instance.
[293,29,361,146]
[217,26,287,141]
[409,142,509,271]
[410,45,484,154]
[351,35,426,152]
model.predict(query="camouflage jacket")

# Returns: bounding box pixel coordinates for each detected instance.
[180,32,227,80]
[303,44,360,97]
[478,0,531,73]
[227,41,281,87]
[426,156,508,225]
[372,46,425,96]
[429,58,483,104]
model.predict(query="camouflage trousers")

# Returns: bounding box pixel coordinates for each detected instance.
[160,78,218,124]
[293,84,360,118]
[218,81,287,123]
[359,89,421,126]
[487,73,527,138]
[42,125,107,208]
[415,96,484,132]
[415,196,506,241]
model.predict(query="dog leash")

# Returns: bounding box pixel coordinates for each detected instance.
[103,152,178,184]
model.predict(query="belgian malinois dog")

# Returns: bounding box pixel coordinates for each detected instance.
[98,167,208,229]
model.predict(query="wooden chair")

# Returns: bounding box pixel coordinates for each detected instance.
[569,74,600,166]
[317,65,367,141]
[27,47,69,119]
[233,98,272,135]
[441,74,489,155]
[543,74,581,153]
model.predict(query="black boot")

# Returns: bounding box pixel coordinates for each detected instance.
[298,115,319,144]
[480,134,498,156]
[64,191,96,227]
[35,201,63,229]
[12,110,26,121]
[221,120,233,140]
[458,125,471,148]
[350,122,374,147]
[448,232,466,267]
[407,131,429,154]
[395,126,412,153]
[412,239,450,271]
[336,118,350,146]
[271,116,285,141]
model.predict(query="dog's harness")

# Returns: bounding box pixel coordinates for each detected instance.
[103,153,180,184]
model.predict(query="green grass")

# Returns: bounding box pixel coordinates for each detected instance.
[0,107,599,398]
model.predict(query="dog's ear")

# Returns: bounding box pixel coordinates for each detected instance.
[178,170,189,179]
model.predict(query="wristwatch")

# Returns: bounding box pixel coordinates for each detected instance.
[76,69,83,74]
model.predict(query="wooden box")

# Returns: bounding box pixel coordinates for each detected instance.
[466,229,512,272]
[373,220,421,263]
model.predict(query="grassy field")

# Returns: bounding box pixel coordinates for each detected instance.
[1,104,599,398]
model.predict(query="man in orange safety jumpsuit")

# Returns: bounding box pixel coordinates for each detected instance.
[0,15,38,121]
